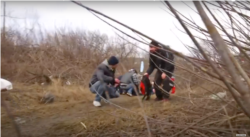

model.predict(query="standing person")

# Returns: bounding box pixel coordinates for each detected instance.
[89,56,120,107]
[120,69,140,96]
[144,40,175,101]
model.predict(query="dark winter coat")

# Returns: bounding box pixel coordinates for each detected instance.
[89,59,116,87]
[146,46,175,77]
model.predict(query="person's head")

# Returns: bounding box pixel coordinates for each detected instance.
[108,56,119,69]
[129,68,138,74]
[149,40,160,53]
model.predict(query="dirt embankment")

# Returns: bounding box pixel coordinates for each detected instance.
[2,83,250,137]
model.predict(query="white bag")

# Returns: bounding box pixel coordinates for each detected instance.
[1,78,13,91]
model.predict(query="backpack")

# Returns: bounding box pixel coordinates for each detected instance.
[140,75,152,100]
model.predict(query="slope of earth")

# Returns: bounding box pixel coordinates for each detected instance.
[1,96,183,137]
[1,83,250,137]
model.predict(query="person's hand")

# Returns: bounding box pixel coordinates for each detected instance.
[161,73,167,79]
[114,83,119,87]
[144,73,148,76]
[115,78,120,84]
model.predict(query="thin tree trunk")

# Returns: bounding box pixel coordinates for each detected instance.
[193,1,250,119]
[3,1,6,41]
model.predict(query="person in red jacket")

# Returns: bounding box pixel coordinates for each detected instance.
[144,40,175,101]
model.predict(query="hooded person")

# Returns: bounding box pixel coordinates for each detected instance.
[144,40,175,101]
[119,69,140,96]
[89,56,120,107]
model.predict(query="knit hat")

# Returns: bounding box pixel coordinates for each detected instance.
[150,40,160,47]
[108,56,119,65]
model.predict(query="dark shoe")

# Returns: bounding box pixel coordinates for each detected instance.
[144,95,150,100]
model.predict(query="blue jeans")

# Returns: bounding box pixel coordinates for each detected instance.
[90,81,118,102]
[126,83,134,95]
[120,83,135,95]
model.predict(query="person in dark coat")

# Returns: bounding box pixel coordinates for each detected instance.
[89,56,120,107]
[144,40,175,101]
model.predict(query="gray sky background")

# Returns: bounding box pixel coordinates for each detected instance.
[2,1,248,55]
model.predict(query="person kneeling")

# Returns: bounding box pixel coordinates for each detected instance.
[89,56,120,107]
[119,69,140,97]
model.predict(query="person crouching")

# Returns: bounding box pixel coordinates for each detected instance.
[120,69,140,96]
[89,56,120,107]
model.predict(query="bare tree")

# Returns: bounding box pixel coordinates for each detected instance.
[165,1,250,118]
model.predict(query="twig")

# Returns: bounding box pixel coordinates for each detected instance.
[169,102,231,137]
[193,1,250,118]
[223,106,235,137]
[189,129,209,137]
[1,98,22,137]
[201,113,244,126]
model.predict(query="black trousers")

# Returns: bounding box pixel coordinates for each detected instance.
[154,70,174,99]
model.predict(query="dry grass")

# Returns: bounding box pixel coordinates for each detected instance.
[2,81,250,137]
[1,27,250,137]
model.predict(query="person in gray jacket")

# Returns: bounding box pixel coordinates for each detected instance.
[89,56,120,107]
[120,69,140,96]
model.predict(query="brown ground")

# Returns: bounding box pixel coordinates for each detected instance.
[0,83,170,137]
[1,95,181,137]
[1,83,250,137]
[1,96,141,137]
